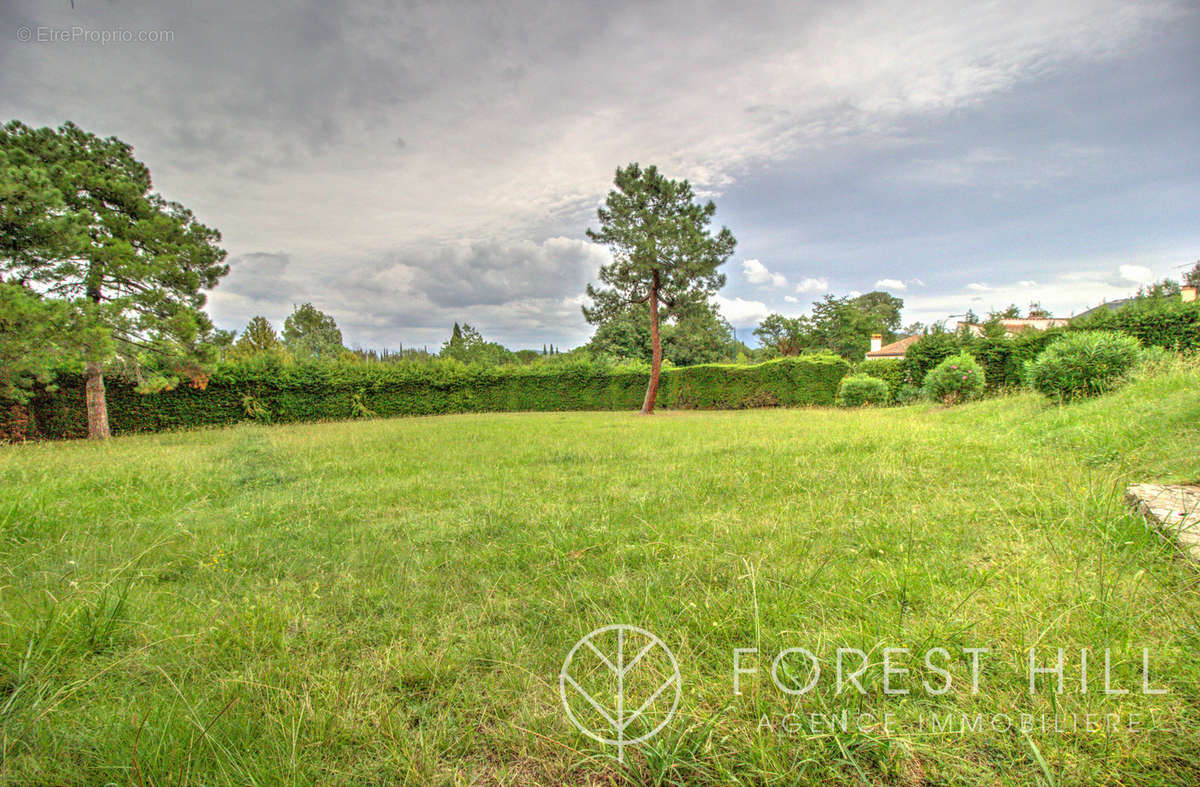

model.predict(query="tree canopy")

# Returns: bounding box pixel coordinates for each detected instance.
[0,282,108,403]
[282,303,344,359]
[0,120,228,437]
[754,291,904,361]
[231,315,282,359]
[583,163,735,413]
[585,298,734,366]
[753,313,812,357]
[989,304,1022,320]
[438,322,516,365]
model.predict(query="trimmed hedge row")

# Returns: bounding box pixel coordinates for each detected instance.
[852,359,907,402]
[11,355,851,439]
[897,301,1200,391]
[899,330,1064,392]
[1074,299,1200,352]
[960,330,1063,391]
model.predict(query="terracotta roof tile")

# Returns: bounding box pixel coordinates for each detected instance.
[865,334,920,358]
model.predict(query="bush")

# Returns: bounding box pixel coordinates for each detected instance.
[1136,345,1174,376]
[894,383,924,405]
[923,353,985,406]
[901,332,960,387]
[960,329,1063,391]
[1025,331,1142,402]
[837,374,890,407]
[853,359,904,401]
[12,355,851,439]
[1074,299,1200,351]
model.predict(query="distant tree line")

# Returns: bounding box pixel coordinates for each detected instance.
[752,291,904,362]
[6,115,1196,434]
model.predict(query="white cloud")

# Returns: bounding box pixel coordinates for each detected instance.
[714,295,772,326]
[742,258,787,287]
[967,282,991,291]
[784,295,799,303]
[875,278,907,290]
[897,251,1189,328]
[1119,264,1154,284]
[1,0,1182,348]
[210,236,610,349]
[795,277,830,293]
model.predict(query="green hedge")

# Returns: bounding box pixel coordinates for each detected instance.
[837,374,889,407]
[960,330,1063,391]
[900,299,1200,391]
[1074,299,1200,352]
[901,329,1064,391]
[852,359,906,402]
[11,355,851,439]
[663,355,848,409]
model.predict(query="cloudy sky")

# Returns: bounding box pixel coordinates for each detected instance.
[3,1,1198,349]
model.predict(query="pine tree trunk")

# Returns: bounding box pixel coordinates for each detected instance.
[85,361,111,440]
[641,273,662,415]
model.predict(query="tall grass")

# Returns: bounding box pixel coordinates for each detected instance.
[1,359,1198,785]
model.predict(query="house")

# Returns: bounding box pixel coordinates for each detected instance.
[955,317,1070,337]
[864,333,920,359]
[864,313,1071,360]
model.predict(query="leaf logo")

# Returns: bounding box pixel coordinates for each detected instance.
[559,624,681,762]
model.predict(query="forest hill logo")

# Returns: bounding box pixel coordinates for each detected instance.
[732,646,1169,697]
[559,625,681,763]
[734,646,1169,738]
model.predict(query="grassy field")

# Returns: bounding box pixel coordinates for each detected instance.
[1,358,1199,786]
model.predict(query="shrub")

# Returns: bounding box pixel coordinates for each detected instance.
[1025,331,1143,402]
[10,355,851,439]
[960,329,1063,391]
[894,383,924,405]
[901,332,960,387]
[1074,299,1200,351]
[853,359,904,401]
[837,374,889,407]
[923,353,985,406]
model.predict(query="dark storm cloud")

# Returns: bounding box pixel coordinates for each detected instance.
[388,238,606,308]
[211,238,605,349]
[2,0,1197,346]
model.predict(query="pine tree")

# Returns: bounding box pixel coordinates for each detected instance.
[584,163,735,413]
[234,316,281,354]
[0,121,227,439]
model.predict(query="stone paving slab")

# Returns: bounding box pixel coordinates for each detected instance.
[1127,483,1200,562]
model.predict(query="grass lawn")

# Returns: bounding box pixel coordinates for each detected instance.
[2,359,1199,785]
